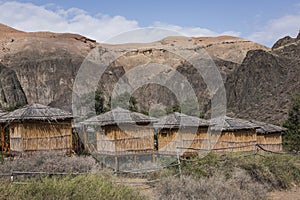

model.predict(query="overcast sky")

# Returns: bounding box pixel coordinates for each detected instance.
[0,0,299,46]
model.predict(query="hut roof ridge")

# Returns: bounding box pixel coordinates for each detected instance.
[154,112,209,129]
[0,103,72,122]
[249,119,287,134]
[84,107,157,126]
[209,116,259,131]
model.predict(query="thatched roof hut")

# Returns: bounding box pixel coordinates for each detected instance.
[82,107,157,156]
[0,103,72,122]
[154,112,209,155]
[154,112,208,129]
[220,117,259,131]
[84,107,157,126]
[0,103,73,156]
[209,117,259,152]
[0,109,8,152]
[249,120,286,151]
[249,120,287,134]
[0,109,7,117]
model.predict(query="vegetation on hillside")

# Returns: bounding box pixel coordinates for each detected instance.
[156,153,300,200]
[283,94,300,152]
[0,152,299,200]
[0,175,145,200]
[110,92,138,112]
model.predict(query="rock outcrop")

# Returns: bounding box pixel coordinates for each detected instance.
[226,34,300,123]
[0,63,27,108]
[1,23,299,124]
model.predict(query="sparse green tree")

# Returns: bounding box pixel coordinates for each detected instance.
[149,106,166,117]
[111,92,138,112]
[165,99,205,118]
[283,94,300,152]
[95,89,106,114]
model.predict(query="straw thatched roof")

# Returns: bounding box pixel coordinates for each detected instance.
[0,109,7,117]
[210,117,259,131]
[83,107,157,126]
[249,120,287,134]
[154,112,209,129]
[0,103,72,122]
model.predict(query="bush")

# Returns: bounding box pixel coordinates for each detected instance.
[283,94,300,152]
[174,153,300,190]
[0,153,97,174]
[157,174,267,200]
[236,154,300,189]
[0,174,145,200]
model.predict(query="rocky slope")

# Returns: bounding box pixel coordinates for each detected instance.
[0,63,27,108]
[226,32,300,123]
[1,23,298,124]
[0,23,96,108]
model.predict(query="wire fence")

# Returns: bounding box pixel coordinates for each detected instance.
[0,144,299,186]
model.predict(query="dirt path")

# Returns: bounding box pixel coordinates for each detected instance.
[115,177,157,200]
[268,187,300,200]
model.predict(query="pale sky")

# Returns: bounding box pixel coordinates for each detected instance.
[0,0,300,46]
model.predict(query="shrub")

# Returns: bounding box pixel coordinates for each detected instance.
[0,174,145,200]
[0,153,97,174]
[157,174,267,200]
[283,94,300,152]
[178,153,300,190]
[236,154,300,189]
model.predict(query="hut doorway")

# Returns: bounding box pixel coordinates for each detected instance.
[154,133,158,150]
[1,126,10,153]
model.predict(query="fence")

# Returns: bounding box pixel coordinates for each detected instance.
[0,144,298,186]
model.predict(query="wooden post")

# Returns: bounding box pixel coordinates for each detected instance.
[176,151,182,179]
[1,126,3,162]
[69,123,73,156]
[152,150,156,163]
[113,128,119,172]
[9,126,12,160]
[114,155,119,172]
[1,126,4,152]
[83,127,87,151]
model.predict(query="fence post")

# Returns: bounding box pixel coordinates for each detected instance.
[10,171,14,182]
[176,151,182,179]
[114,155,119,173]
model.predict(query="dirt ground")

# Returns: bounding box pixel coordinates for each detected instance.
[116,177,157,200]
[268,187,300,200]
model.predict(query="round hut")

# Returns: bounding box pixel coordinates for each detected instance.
[249,120,286,152]
[0,104,73,156]
[154,112,209,156]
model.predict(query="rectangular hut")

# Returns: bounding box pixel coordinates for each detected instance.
[250,120,286,152]
[210,117,259,152]
[0,104,73,156]
[82,107,157,156]
[0,109,8,153]
[154,112,209,156]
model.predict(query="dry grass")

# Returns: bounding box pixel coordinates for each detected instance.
[0,153,97,174]
[157,173,267,200]
[154,153,300,200]
[0,174,145,200]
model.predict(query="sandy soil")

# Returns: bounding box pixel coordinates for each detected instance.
[268,187,300,200]
[116,177,157,200]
